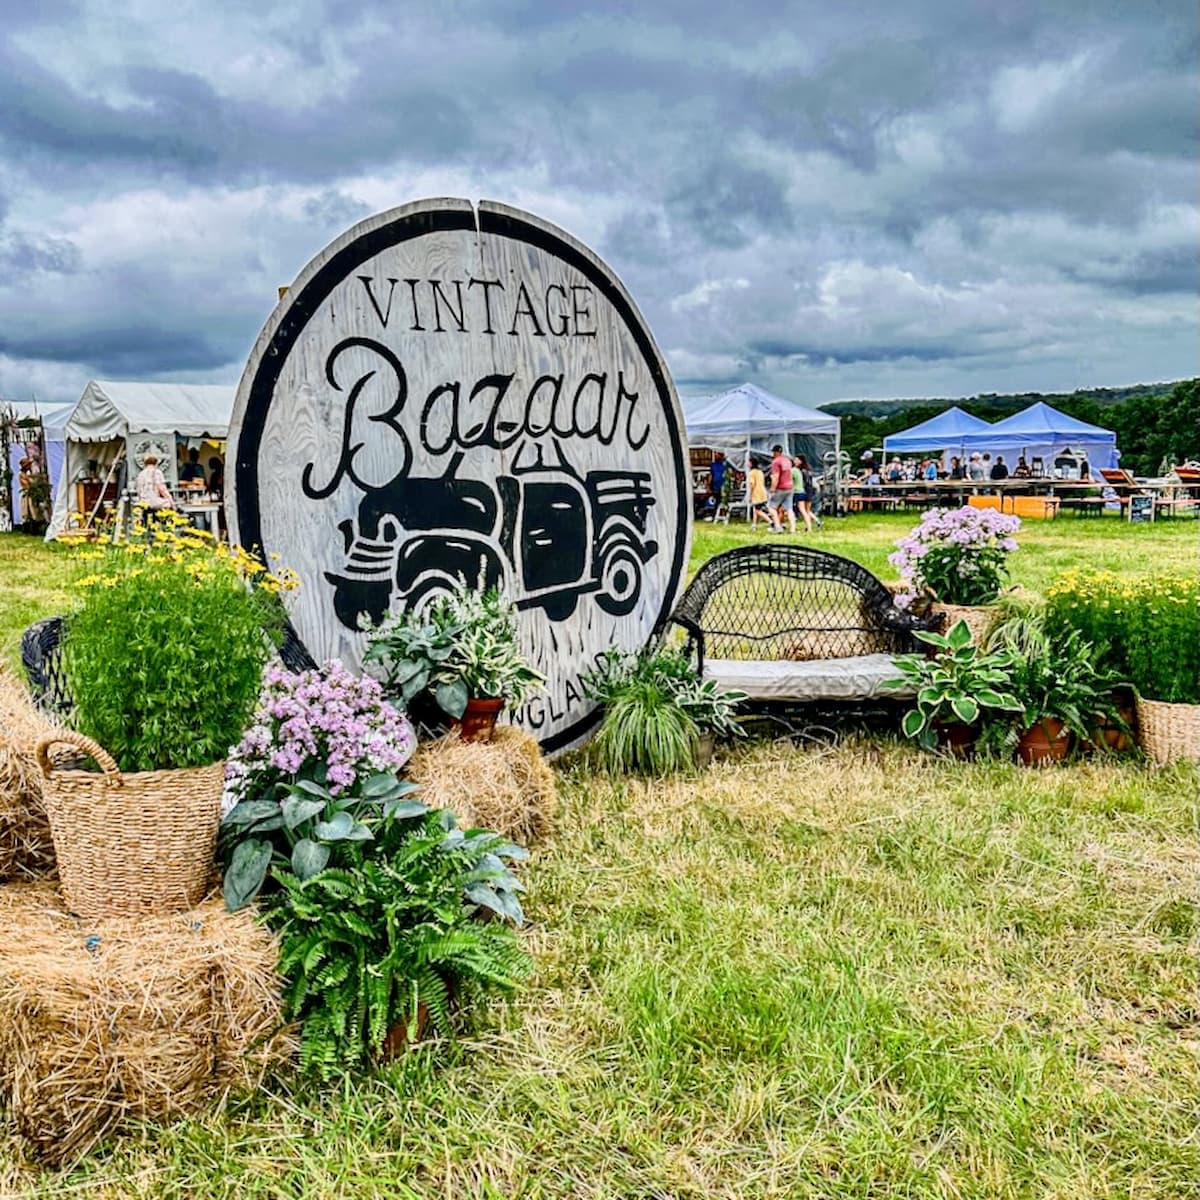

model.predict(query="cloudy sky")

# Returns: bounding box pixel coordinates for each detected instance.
[0,0,1196,409]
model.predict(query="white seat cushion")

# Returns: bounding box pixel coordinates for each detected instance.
[703,654,912,701]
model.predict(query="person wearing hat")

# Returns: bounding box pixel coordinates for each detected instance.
[967,452,986,482]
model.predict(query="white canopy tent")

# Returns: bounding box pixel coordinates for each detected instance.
[4,401,72,529]
[47,380,234,538]
[684,382,841,474]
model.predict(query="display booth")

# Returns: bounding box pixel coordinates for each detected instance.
[2,402,71,532]
[684,383,840,505]
[46,380,233,538]
[959,401,1118,475]
[882,406,991,465]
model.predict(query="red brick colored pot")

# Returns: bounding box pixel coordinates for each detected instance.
[1017,717,1069,766]
[453,697,504,743]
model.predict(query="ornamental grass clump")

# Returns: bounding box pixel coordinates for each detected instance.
[1044,569,1199,704]
[62,517,295,773]
[889,505,1020,608]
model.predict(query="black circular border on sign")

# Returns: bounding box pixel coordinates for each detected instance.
[234,203,690,754]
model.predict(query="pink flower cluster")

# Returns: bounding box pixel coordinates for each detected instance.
[889,505,1020,607]
[225,660,416,803]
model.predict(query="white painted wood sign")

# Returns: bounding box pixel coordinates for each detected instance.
[227,198,692,753]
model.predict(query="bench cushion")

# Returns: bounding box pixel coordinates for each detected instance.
[703,654,913,701]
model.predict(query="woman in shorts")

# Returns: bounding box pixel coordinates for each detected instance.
[792,454,816,534]
[748,463,769,528]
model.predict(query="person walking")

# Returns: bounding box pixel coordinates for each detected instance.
[768,444,794,533]
[792,454,817,533]
[747,461,769,529]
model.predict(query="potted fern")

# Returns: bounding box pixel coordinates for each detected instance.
[269,803,532,1078]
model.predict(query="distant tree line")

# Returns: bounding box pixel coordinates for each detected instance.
[821,379,1199,476]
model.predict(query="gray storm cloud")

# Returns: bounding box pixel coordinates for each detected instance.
[0,0,1195,404]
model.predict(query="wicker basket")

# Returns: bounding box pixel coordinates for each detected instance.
[35,731,223,918]
[930,604,998,647]
[1135,698,1200,765]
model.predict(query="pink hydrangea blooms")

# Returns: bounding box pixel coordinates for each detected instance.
[889,505,1020,608]
[224,660,416,808]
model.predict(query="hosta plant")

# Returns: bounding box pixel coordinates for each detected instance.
[886,619,1020,749]
[986,615,1123,743]
[366,586,543,720]
[220,768,425,911]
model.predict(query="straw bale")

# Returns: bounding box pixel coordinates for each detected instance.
[0,669,59,879]
[407,724,556,844]
[0,882,292,1166]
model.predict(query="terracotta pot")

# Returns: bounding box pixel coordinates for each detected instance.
[934,721,976,758]
[1017,717,1069,766]
[453,697,504,743]
[1084,691,1136,754]
[381,1002,430,1059]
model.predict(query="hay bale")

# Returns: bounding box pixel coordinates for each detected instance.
[0,669,58,880]
[407,724,556,844]
[0,882,292,1165]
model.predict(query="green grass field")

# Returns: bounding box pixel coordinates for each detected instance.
[1,518,1196,1198]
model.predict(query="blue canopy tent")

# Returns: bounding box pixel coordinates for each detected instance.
[883,406,991,464]
[959,401,1118,474]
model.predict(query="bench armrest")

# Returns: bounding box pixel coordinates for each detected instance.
[667,611,707,675]
[878,604,942,650]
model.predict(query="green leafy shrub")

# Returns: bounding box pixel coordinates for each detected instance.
[269,807,532,1081]
[62,527,286,771]
[1044,569,1199,704]
[987,615,1122,742]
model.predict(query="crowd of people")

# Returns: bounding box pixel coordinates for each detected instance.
[855,451,1083,485]
[701,445,825,534]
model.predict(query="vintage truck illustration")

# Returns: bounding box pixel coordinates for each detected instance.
[325,444,658,630]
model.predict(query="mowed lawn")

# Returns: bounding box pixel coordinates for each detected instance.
[0,516,1196,1198]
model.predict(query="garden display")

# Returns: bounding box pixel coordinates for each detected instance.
[889,506,1021,643]
[1045,569,1200,762]
[220,654,533,1079]
[365,586,544,742]
[582,647,746,774]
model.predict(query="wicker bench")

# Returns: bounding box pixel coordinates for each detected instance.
[21,615,316,714]
[667,545,939,702]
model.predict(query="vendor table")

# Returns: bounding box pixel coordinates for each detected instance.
[179,500,221,535]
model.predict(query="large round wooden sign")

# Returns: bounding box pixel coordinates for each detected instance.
[228,199,691,753]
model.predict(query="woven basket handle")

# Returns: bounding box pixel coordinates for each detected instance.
[36,730,123,785]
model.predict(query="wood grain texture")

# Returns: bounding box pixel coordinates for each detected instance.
[227,198,691,753]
